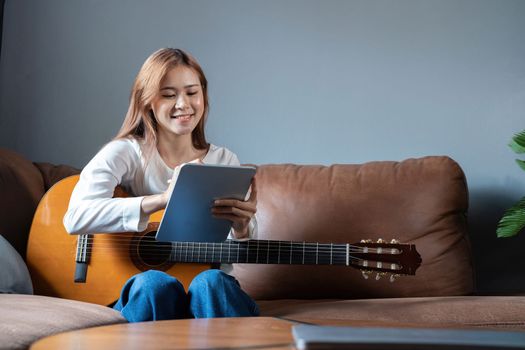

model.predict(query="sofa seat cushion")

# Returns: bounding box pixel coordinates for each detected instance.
[0,294,126,350]
[258,296,525,329]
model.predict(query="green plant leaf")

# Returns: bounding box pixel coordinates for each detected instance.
[497,197,525,238]
[516,159,525,172]
[509,130,525,154]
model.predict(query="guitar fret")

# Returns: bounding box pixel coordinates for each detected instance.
[302,242,305,265]
[83,235,86,261]
[330,243,333,265]
[196,242,200,263]
[75,236,79,261]
[256,240,259,263]
[80,235,84,262]
[316,243,319,265]
[346,243,349,266]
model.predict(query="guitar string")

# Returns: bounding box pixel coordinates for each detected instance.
[73,240,368,250]
[75,239,376,250]
[71,242,390,254]
[73,253,398,269]
[70,234,400,249]
[71,237,401,252]
[71,246,398,258]
[71,248,366,264]
[70,246,370,256]
[71,240,369,253]
[69,250,403,270]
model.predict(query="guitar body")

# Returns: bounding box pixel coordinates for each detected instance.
[26,175,211,306]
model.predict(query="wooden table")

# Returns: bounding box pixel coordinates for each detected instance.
[31,317,297,350]
[29,316,477,350]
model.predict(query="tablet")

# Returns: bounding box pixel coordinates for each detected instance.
[155,163,256,243]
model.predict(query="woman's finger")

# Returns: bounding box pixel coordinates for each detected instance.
[214,199,256,211]
[212,206,254,218]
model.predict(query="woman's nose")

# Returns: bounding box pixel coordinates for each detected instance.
[175,94,188,109]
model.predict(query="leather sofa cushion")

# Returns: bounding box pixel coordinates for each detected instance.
[0,294,126,350]
[258,296,525,329]
[33,162,80,192]
[0,149,45,258]
[232,156,474,299]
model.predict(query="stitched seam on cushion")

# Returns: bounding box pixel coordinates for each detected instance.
[465,322,525,326]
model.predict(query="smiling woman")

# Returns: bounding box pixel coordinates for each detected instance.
[62,48,259,322]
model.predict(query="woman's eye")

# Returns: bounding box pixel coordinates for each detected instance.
[187,92,198,96]
[162,95,176,98]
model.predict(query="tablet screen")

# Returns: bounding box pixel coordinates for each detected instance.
[155,164,256,243]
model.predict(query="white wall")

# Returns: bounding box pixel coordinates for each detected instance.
[1,0,525,293]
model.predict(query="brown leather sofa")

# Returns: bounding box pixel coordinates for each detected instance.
[1,148,525,350]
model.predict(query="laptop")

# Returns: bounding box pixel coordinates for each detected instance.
[292,325,525,350]
[155,163,256,243]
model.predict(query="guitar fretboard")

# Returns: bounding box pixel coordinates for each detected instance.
[168,240,350,266]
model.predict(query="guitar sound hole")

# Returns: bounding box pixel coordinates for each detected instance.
[131,232,173,270]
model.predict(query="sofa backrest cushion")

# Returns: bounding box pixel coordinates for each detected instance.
[33,162,81,192]
[0,150,80,259]
[0,148,45,258]
[231,156,474,299]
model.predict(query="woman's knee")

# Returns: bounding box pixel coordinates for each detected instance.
[115,270,188,322]
[188,269,236,292]
[130,270,186,298]
[187,269,258,318]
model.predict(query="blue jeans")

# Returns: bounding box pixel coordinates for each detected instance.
[113,269,259,322]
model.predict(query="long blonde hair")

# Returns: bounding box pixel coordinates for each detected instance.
[114,48,209,159]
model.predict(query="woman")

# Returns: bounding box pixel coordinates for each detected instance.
[63,48,259,322]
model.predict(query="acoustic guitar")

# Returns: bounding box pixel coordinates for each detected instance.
[26,175,422,306]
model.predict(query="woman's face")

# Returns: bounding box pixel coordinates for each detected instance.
[151,65,204,139]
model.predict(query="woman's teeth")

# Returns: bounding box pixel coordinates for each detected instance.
[172,114,192,121]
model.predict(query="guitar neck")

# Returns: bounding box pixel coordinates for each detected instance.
[168,240,350,266]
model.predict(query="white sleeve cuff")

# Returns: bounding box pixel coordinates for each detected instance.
[229,215,258,242]
[122,196,149,232]
[248,215,258,239]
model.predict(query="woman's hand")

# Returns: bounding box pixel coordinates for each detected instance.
[161,158,204,206]
[141,159,202,216]
[212,178,257,239]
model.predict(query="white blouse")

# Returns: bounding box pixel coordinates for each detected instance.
[63,137,257,240]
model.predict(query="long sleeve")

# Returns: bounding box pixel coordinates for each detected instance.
[63,140,149,235]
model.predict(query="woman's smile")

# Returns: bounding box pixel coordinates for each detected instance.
[172,113,193,122]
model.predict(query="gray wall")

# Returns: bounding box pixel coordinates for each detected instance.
[1,0,525,294]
